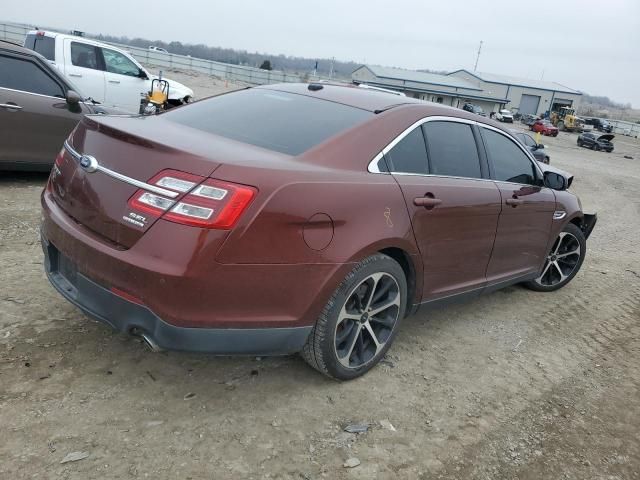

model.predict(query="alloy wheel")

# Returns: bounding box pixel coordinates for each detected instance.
[536,232,581,286]
[334,272,401,369]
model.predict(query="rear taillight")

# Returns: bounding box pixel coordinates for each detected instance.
[127,169,256,229]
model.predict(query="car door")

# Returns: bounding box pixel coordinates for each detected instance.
[386,119,502,301]
[100,46,149,112]
[480,127,556,282]
[63,39,106,103]
[0,52,89,169]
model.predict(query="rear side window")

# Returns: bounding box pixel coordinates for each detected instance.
[482,129,538,185]
[71,42,100,70]
[385,127,428,174]
[166,89,373,156]
[423,121,482,179]
[24,34,55,61]
[0,54,64,97]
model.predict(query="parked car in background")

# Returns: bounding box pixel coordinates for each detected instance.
[496,109,514,123]
[462,103,487,116]
[0,40,118,171]
[148,46,169,54]
[24,30,194,113]
[531,119,559,136]
[521,114,537,126]
[512,130,550,164]
[584,118,613,133]
[41,83,595,380]
[577,132,614,152]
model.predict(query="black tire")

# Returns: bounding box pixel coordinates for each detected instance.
[301,253,407,380]
[544,156,550,164]
[592,144,599,151]
[524,222,586,292]
[577,140,582,147]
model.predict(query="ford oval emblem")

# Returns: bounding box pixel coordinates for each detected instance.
[79,155,98,173]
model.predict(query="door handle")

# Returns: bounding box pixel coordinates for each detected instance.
[68,73,82,77]
[0,103,23,110]
[108,80,120,84]
[414,195,442,209]
[505,197,524,207]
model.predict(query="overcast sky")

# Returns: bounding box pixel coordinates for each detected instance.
[4,0,639,106]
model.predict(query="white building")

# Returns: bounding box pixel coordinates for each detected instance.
[351,65,582,116]
[352,65,509,113]
[447,69,582,116]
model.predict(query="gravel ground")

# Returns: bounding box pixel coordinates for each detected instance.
[0,114,639,479]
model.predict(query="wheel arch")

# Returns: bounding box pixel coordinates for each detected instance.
[378,246,419,317]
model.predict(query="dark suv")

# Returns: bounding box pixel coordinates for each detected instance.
[584,118,613,133]
[577,132,614,152]
[462,103,487,116]
[0,40,115,171]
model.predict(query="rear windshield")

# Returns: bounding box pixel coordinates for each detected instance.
[24,34,55,61]
[166,89,373,155]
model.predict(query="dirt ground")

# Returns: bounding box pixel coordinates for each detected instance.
[1,106,639,479]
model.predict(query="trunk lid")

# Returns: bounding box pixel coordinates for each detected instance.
[49,114,271,248]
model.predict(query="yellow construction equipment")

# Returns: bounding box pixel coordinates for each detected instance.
[550,106,584,132]
[139,73,170,115]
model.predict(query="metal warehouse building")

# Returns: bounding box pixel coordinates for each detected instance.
[447,69,582,116]
[352,65,582,116]
[352,65,509,113]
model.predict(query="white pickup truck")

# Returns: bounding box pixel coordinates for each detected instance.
[24,31,194,113]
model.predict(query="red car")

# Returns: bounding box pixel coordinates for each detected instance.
[41,84,596,380]
[531,120,559,136]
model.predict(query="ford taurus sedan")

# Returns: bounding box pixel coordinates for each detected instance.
[41,83,596,380]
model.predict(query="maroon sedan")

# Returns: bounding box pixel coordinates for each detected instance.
[531,119,559,136]
[41,84,596,380]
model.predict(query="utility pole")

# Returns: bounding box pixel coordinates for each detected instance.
[329,57,335,79]
[474,40,483,72]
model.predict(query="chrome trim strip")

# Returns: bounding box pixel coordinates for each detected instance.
[63,140,179,198]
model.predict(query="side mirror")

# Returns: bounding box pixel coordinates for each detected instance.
[66,90,81,105]
[138,68,149,80]
[543,171,567,191]
[537,143,545,150]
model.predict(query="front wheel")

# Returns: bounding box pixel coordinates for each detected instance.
[301,254,407,380]
[524,223,586,292]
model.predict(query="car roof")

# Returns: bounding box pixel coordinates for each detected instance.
[26,30,132,55]
[0,39,32,53]
[260,83,426,113]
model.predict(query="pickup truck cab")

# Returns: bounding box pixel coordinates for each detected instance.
[24,31,193,113]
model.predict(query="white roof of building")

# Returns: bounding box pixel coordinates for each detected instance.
[359,65,483,91]
[449,69,581,95]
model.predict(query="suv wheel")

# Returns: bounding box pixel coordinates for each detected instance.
[524,223,586,292]
[302,254,407,380]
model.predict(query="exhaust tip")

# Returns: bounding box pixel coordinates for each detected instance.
[131,328,163,352]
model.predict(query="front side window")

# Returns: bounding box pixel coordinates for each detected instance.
[0,55,64,97]
[102,48,140,77]
[423,121,482,179]
[385,127,428,174]
[71,42,100,70]
[482,129,538,185]
[518,133,537,147]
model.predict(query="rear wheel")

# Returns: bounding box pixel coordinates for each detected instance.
[558,120,565,131]
[524,223,586,292]
[302,254,407,380]
[592,144,599,151]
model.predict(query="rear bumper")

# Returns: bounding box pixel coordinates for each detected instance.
[42,236,312,355]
